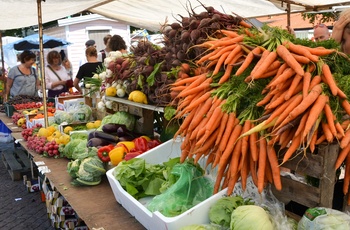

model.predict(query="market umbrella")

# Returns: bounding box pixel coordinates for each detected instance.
[5,34,71,51]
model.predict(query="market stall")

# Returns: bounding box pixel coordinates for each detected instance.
[3,1,350,230]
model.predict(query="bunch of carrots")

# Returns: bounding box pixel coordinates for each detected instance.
[170,26,350,204]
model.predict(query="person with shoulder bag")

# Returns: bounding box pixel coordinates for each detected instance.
[4,50,41,102]
[45,50,74,98]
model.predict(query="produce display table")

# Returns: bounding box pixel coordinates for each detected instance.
[0,113,23,133]
[1,113,145,230]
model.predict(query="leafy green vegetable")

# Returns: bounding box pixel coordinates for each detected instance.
[230,205,274,230]
[71,156,106,185]
[180,224,221,230]
[209,196,254,228]
[54,110,73,125]
[67,159,81,178]
[114,157,180,199]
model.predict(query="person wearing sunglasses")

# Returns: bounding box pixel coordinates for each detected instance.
[313,24,331,42]
[332,8,350,55]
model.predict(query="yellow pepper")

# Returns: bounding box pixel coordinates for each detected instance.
[117,141,135,152]
[109,146,127,166]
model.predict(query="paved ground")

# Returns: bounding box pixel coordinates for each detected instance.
[0,142,55,230]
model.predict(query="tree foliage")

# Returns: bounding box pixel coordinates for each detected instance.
[301,12,339,25]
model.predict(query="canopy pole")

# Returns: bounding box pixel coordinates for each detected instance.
[37,0,48,127]
[287,2,291,29]
[0,32,5,101]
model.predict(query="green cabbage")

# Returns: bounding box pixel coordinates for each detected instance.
[98,111,136,131]
[70,103,92,122]
[230,205,274,230]
[54,110,74,124]
[298,207,350,230]
[67,159,81,178]
[63,139,83,159]
[74,156,106,184]
[209,196,253,228]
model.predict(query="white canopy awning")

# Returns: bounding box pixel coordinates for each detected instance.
[0,0,349,31]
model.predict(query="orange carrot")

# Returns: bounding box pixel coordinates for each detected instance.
[229,137,243,178]
[281,132,302,165]
[251,51,278,80]
[309,75,322,90]
[343,153,350,195]
[273,94,304,128]
[218,124,243,173]
[219,29,240,38]
[177,77,212,98]
[239,120,252,168]
[239,20,252,28]
[322,63,338,96]
[212,51,231,76]
[209,35,244,50]
[322,122,334,143]
[196,105,224,147]
[249,154,258,186]
[291,53,310,64]
[302,94,328,139]
[249,49,270,78]
[276,44,304,76]
[235,46,262,76]
[218,113,237,153]
[335,143,350,170]
[342,100,350,116]
[341,129,350,149]
[285,74,303,100]
[249,123,259,162]
[224,45,242,65]
[304,46,336,56]
[309,129,318,153]
[267,144,282,190]
[187,97,214,132]
[258,138,267,193]
[208,44,238,61]
[214,112,229,147]
[303,71,312,100]
[264,93,301,125]
[277,84,323,129]
[268,68,296,87]
[324,103,337,136]
[284,41,319,63]
[336,121,345,137]
[294,110,310,137]
[240,145,250,191]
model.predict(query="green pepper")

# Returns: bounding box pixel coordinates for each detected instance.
[97,144,114,162]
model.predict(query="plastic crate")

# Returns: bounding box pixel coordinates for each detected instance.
[106,138,227,230]
[5,103,15,117]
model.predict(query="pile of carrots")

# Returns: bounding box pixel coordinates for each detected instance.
[170,26,350,203]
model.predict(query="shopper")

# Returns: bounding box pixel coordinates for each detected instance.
[74,46,103,93]
[313,24,331,42]
[4,50,41,102]
[99,34,112,62]
[107,34,128,54]
[332,8,350,54]
[45,50,73,98]
[79,39,97,67]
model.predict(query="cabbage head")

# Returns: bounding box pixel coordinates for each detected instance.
[70,104,92,122]
[63,139,83,159]
[67,159,81,178]
[54,110,73,124]
[298,207,350,230]
[209,196,250,228]
[230,205,274,230]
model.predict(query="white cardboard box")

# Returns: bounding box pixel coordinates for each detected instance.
[106,138,227,230]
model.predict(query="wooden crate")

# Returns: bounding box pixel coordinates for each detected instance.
[1,148,32,181]
[272,143,340,216]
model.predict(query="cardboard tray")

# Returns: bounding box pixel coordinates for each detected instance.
[106,138,227,230]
